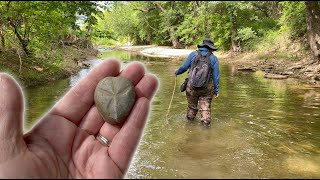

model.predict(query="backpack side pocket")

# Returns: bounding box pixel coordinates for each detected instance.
[180,78,188,92]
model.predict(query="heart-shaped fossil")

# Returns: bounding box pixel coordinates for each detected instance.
[94,76,136,124]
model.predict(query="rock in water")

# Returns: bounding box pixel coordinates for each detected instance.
[94,76,136,124]
[264,73,288,79]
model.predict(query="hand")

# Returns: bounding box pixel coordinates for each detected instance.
[213,93,219,98]
[0,59,158,178]
[174,69,178,76]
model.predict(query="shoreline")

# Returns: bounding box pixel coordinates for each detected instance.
[0,47,99,87]
[105,45,320,85]
[3,44,318,88]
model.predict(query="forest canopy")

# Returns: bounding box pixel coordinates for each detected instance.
[92,1,320,59]
[0,1,319,60]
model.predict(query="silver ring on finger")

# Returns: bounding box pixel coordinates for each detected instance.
[96,133,112,147]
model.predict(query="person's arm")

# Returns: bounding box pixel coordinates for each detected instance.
[175,51,196,75]
[211,55,220,95]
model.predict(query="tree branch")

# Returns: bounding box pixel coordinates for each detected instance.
[252,3,269,18]
[133,7,156,12]
[155,2,166,13]
[195,1,200,7]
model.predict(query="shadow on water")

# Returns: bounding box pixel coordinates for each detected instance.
[24,47,320,178]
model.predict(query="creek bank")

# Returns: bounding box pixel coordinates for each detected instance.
[107,45,320,85]
[0,47,99,87]
[220,51,320,84]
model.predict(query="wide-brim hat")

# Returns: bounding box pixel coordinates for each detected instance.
[197,38,218,51]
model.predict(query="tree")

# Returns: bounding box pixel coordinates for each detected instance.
[279,1,306,38]
[305,1,320,61]
[132,1,185,48]
[0,1,101,56]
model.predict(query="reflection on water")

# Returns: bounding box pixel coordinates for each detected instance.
[24,48,320,178]
[24,79,70,129]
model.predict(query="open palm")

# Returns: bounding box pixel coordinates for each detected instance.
[0,59,158,178]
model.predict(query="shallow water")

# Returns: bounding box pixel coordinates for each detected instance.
[24,48,320,178]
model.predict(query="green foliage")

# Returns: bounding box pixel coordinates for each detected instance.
[1,1,311,57]
[0,1,101,57]
[92,1,296,52]
[236,27,257,42]
[279,1,306,38]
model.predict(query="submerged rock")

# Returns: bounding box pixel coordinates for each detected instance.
[237,67,257,72]
[264,73,288,79]
[94,76,136,124]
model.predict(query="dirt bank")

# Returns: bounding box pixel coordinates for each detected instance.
[110,45,320,85]
[0,47,99,87]
[220,51,320,84]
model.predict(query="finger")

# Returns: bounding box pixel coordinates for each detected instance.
[97,122,122,144]
[119,61,145,86]
[108,97,150,173]
[0,73,26,160]
[135,73,159,99]
[49,59,121,125]
[96,72,158,146]
[78,106,105,135]
[77,62,146,134]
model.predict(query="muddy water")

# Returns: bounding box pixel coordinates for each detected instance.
[24,48,320,178]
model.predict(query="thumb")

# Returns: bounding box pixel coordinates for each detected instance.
[0,73,26,161]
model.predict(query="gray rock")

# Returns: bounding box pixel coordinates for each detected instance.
[237,67,256,72]
[264,73,288,79]
[94,76,136,124]
[283,71,294,75]
[287,65,303,71]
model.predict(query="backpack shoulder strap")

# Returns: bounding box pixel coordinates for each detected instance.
[189,50,200,71]
[194,50,200,61]
[205,51,212,64]
[206,52,213,75]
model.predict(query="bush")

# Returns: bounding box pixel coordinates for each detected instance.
[279,1,306,39]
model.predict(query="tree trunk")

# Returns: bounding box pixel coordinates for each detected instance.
[271,1,281,18]
[305,1,320,62]
[155,2,183,49]
[231,12,240,57]
[193,1,199,16]
[170,27,183,49]
[0,29,4,49]
[172,37,183,49]
[9,21,29,55]
[203,4,209,37]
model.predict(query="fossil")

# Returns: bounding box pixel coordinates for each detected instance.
[94,76,136,124]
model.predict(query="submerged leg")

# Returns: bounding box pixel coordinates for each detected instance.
[199,94,213,125]
[186,85,199,121]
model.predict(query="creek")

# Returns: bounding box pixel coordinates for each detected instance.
[24,47,320,178]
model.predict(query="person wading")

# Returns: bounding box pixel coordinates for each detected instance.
[175,38,220,126]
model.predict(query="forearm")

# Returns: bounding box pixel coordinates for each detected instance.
[175,66,187,75]
[213,78,219,93]
[212,59,220,93]
[175,52,195,75]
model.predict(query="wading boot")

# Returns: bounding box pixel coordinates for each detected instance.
[201,120,211,127]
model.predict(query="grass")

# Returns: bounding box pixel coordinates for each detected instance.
[256,51,300,62]
[241,28,308,63]
[0,46,97,87]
